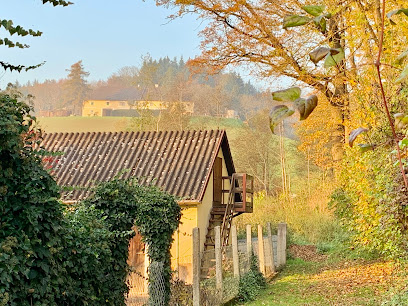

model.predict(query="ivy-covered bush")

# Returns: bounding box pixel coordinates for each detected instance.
[83,178,181,305]
[56,203,119,304]
[237,253,266,302]
[0,94,65,305]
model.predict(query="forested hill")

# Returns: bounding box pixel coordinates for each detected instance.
[18,56,269,118]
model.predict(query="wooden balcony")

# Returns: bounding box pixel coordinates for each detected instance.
[222,173,253,214]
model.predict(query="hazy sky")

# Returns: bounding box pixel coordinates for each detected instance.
[0,1,204,88]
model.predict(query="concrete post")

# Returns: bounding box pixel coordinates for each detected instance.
[277,223,287,267]
[266,222,276,274]
[144,244,149,294]
[192,227,200,306]
[231,225,239,279]
[175,228,180,279]
[214,226,223,293]
[246,224,252,271]
[257,224,265,275]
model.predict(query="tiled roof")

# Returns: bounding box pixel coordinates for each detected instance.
[41,130,233,202]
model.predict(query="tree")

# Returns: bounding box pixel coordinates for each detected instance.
[20,79,65,112]
[0,0,72,73]
[154,0,408,165]
[63,60,90,115]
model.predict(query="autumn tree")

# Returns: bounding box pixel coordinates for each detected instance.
[20,79,65,112]
[1,0,72,73]
[154,0,408,165]
[63,60,90,115]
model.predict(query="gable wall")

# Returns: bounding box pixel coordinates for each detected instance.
[169,146,231,283]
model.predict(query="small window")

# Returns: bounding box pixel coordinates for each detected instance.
[120,102,125,106]
[106,102,110,106]
[90,102,94,106]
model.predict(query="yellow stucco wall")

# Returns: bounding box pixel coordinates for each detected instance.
[169,147,231,283]
[82,100,194,117]
[82,100,129,116]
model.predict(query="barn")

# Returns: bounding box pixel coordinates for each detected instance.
[41,129,253,294]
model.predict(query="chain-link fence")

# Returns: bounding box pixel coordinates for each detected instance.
[125,223,286,305]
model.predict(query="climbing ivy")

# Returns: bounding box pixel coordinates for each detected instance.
[0,93,66,305]
[83,178,181,305]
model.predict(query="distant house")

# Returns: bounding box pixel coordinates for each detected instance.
[41,130,253,293]
[82,99,194,117]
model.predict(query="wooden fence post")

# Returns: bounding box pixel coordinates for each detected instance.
[257,224,265,275]
[192,227,200,306]
[231,225,239,279]
[214,225,223,294]
[266,222,276,274]
[277,223,287,268]
[246,224,252,271]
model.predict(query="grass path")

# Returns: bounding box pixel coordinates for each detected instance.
[245,253,408,305]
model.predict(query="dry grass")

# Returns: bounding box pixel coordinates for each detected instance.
[235,180,337,244]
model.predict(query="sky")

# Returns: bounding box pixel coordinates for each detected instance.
[0,0,205,88]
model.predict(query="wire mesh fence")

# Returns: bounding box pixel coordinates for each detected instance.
[126,260,148,306]
[125,223,286,306]
[198,244,250,305]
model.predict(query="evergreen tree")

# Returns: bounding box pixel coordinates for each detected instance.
[63,60,90,115]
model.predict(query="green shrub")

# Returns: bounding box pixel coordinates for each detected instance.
[330,148,408,259]
[83,178,181,305]
[0,93,66,305]
[57,203,120,304]
[237,253,266,302]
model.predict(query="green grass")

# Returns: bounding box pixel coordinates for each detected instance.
[238,257,408,306]
[37,116,245,133]
[37,116,132,133]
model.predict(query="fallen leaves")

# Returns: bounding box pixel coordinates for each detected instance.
[265,253,407,305]
[289,245,328,262]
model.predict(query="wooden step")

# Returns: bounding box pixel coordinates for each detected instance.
[210,211,226,216]
[212,207,226,212]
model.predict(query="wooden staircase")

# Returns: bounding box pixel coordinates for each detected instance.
[201,173,253,278]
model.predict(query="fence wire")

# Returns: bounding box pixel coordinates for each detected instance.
[125,234,280,305]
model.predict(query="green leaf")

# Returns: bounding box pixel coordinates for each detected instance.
[396,65,408,83]
[313,15,327,32]
[324,48,345,68]
[400,138,408,148]
[272,87,301,102]
[358,144,374,153]
[387,9,408,24]
[301,5,326,17]
[387,8,408,19]
[394,113,408,129]
[283,15,311,29]
[396,49,408,64]
[349,127,368,147]
[269,105,295,133]
[309,47,339,64]
[294,95,318,120]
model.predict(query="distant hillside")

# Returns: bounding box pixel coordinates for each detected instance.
[21,56,269,118]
